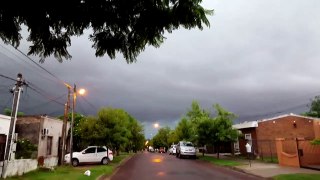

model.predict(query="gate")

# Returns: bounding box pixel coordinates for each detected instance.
[297,138,320,170]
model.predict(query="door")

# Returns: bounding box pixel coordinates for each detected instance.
[97,147,107,162]
[82,147,97,163]
[0,134,7,161]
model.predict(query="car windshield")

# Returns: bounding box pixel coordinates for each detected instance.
[182,142,193,147]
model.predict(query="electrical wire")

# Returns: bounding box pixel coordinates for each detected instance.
[0,74,16,81]
[21,93,67,112]
[26,85,65,106]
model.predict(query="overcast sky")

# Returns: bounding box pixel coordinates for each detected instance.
[1,0,320,138]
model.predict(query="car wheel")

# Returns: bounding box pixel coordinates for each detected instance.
[72,158,79,167]
[101,157,109,165]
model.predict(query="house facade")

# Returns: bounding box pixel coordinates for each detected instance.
[15,115,69,167]
[233,113,320,157]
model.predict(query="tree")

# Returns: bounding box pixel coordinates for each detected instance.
[186,101,210,144]
[175,118,193,141]
[4,108,24,117]
[303,96,320,118]
[152,126,171,150]
[197,118,215,156]
[212,104,238,159]
[0,0,212,63]
[126,115,145,152]
[78,107,131,155]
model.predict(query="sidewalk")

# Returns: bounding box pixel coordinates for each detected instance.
[201,153,320,178]
[234,160,320,178]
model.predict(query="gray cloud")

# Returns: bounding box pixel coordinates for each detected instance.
[1,0,320,138]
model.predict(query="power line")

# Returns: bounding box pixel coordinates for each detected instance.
[0,74,16,81]
[79,96,97,112]
[26,84,65,106]
[21,93,67,112]
[14,47,65,85]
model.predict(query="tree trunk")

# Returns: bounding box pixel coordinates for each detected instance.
[202,145,205,157]
[217,143,220,159]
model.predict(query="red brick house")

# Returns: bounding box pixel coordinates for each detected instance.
[233,113,320,157]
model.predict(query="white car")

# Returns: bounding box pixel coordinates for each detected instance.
[169,145,177,155]
[65,146,113,166]
[176,141,196,159]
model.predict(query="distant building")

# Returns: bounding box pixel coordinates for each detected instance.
[233,113,320,156]
[16,115,70,167]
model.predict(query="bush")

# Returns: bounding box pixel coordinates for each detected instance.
[310,138,320,145]
[15,139,37,159]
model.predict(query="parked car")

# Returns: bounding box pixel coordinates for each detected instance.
[65,146,113,166]
[159,147,165,153]
[169,144,177,155]
[176,141,196,159]
[148,146,155,152]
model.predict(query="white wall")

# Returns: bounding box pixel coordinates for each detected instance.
[2,159,38,178]
[0,114,11,135]
[38,116,69,159]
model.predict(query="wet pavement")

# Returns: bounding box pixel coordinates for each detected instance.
[110,151,262,180]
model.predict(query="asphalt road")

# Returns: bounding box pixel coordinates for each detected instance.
[111,151,262,180]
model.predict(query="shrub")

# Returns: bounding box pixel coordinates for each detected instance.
[15,139,37,159]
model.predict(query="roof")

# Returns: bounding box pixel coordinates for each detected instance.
[233,121,258,129]
[0,114,11,120]
[259,113,320,122]
[233,113,320,129]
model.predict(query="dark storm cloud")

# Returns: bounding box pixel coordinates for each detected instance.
[1,0,320,137]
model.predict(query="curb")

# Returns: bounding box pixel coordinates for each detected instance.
[97,153,136,180]
[229,166,269,179]
[197,157,268,179]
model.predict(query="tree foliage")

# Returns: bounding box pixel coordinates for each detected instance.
[0,0,212,63]
[77,107,145,155]
[175,118,193,141]
[212,104,238,158]
[152,126,171,149]
[159,101,239,158]
[4,108,24,117]
[303,96,320,118]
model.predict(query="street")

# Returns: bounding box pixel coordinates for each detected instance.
[111,151,262,180]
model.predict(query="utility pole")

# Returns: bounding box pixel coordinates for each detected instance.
[70,84,76,163]
[60,86,71,165]
[2,73,25,178]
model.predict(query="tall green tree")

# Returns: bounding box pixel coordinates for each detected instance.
[0,0,212,62]
[303,96,320,118]
[197,118,215,156]
[212,104,239,159]
[175,118,193,141]
[78,107,131,155]
[126,115,145,152]
[152,127,171,150]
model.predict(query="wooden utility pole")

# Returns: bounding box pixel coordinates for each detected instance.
[60,86,71,165]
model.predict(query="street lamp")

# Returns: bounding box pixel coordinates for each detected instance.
[70,85,86,163]
[154,123,159,128]
[62,83,86,165]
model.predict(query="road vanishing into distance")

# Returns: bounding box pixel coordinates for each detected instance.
[111,151,262,180]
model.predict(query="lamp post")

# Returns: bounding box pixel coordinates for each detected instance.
[70,84,86,163]
[62,83,85,165]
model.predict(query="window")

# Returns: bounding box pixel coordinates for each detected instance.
[47,136,53,155]
[244,133,252,146]
[244,133,252,140]
[97,147,106,153]
[84,147,96,154]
